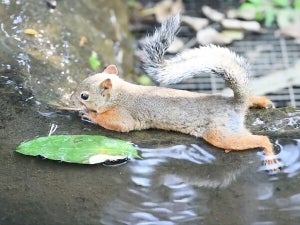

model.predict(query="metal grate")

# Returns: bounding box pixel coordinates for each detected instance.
[134,0,300,108]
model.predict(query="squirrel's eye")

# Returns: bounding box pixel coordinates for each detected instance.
[80,91,89,101]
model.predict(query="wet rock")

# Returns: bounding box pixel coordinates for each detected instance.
[247,107,300,138]
[0,0,133,105]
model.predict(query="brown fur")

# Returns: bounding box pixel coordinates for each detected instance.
[72,65,276,160]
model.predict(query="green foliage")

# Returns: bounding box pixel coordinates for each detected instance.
[89,51,101,71]
[238,0,300,27]
[16,135,140,164]
[137,75,153,85]
[294,0,300,9]
[127,0,137,7]
[255,10,265,21]
[272,0,290,7]
[238,2,258,17]
[264,7,276,26]
[249,0,263,6]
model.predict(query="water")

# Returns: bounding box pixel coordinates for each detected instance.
[1,1,300,225]
[99,140,300,225]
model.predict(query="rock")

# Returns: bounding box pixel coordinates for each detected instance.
[0,0,134,105]
[247,107,300,138]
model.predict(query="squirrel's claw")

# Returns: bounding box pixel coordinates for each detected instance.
[259,155,284,175]
[79,110,95,124]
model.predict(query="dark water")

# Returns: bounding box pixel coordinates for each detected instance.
[1,1,300,225]
[100,140,300,225]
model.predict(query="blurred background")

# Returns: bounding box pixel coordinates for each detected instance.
[130,0,300,108]
[1,0,299,108]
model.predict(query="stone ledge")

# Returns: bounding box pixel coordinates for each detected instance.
[246,107,300,138]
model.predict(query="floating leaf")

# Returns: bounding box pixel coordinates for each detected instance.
[16,135,140,164]
[89,51,101,71]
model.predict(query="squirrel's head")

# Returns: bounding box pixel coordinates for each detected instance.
[71,65,120,113]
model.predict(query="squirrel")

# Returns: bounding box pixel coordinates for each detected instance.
[71,14,279,164]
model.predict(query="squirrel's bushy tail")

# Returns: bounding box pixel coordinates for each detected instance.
[140,13,251,102]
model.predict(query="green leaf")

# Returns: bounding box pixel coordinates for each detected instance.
[238,2,257,12]
[137,75,153,86]
[248,0,263,6]
[272,0,290,8]
[237,2,259,20]
[89,51,101,71]
[264,8,276,26]
[294,0,300,9]
[16,135,140,164]
[255,10,265,21]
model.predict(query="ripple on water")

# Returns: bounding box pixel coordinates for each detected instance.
[140,144,216,165]
[99,139,300,224]
[100,144,212,224]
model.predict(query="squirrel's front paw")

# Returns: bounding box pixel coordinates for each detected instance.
[79,110,95,124]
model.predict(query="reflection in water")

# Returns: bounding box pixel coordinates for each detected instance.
[2,0,11,6]
[101,144,212,225]
[275,193,300,221]
[100,139,300,225]
[279,140,300,177]
[141,144,216,165]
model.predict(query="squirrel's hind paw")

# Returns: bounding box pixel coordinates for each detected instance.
[249,96,275,109]
[259,154,284,175]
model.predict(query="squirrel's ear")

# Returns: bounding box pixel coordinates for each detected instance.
[103,65,118,75]
[100,78,112,90]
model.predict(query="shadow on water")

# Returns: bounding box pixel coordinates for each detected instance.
[100,139,300,225]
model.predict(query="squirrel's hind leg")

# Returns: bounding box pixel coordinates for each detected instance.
[203,127,282,171]
[203,128,273,154]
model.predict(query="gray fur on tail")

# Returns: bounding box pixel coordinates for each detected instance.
[140,13,251,102]
[140,13,181,78]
